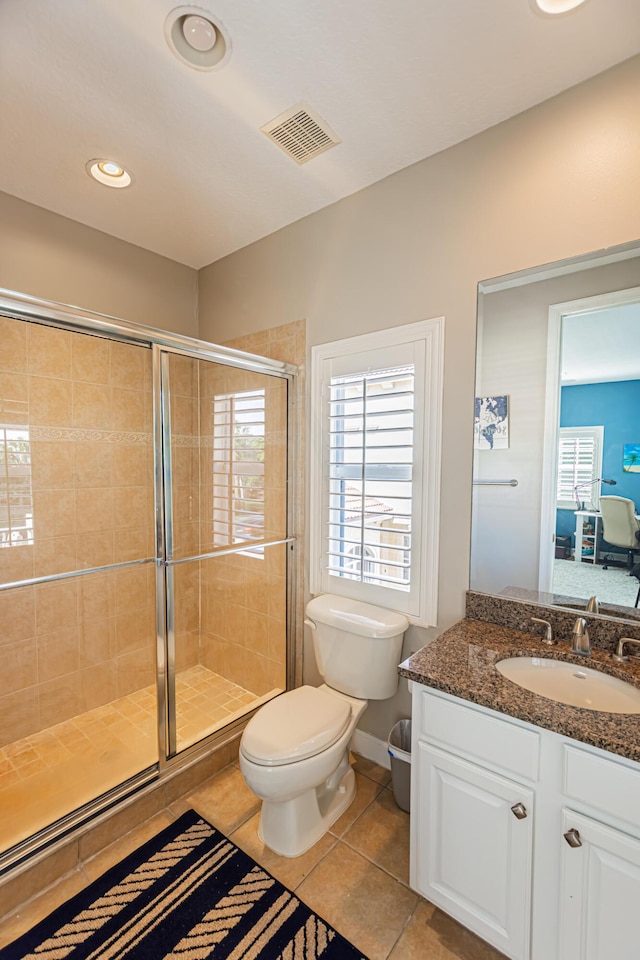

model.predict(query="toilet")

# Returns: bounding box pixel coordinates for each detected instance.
[239,593,408,857]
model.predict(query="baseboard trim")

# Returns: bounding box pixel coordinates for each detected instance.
[351,729,390,770]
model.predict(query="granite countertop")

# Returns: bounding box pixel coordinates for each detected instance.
[399,618,640,764]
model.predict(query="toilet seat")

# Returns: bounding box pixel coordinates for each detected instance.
[241,686,351,766]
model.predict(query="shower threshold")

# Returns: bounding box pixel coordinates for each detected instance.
[0,666,280,857]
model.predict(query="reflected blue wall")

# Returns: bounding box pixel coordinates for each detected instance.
[556,379,640,543]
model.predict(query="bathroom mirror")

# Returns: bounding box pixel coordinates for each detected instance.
[471,240,640,619]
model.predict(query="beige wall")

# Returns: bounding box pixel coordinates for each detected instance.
[197,56,640,740]
[0,192,198,337]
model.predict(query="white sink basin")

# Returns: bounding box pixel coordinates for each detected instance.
[496,657,640,713]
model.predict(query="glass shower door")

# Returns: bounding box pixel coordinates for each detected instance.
[161,350,290,756]
[0,316,158,859]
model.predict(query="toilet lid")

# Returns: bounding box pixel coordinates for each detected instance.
[241,686,352,766]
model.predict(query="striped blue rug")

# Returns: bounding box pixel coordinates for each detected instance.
[2,810,366,959]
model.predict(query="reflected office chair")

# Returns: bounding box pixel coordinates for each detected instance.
[631,563,640,609]
[599,496,640,570]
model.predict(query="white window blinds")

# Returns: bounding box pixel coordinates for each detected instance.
[213,389,266,546]
[328,365,414,592]
[0,426,33,548]
[557,426,603,510]
[311,318,443,626]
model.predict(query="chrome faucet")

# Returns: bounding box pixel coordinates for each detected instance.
[585,595,599,614]
[571,617,591,657]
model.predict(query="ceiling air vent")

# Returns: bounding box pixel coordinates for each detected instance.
[261,102,341,165]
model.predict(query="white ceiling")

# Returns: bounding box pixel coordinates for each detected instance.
[562,301,640,385]
[1,0,639,269]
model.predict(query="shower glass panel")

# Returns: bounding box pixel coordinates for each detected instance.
[0,315,158,857]
[164,353,289,755]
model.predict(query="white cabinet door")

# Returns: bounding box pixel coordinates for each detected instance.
[413,741,533,960]
[559,809,640,960]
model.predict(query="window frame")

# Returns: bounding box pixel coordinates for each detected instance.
[212,387,266,548]
[310,318,443,627]
[556,425,604,511]
[0,424,34,549]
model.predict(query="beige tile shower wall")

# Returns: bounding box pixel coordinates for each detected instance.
[169,324,301,692]
[168,353,201,672]
[0,566,156,748]
[221,320,305,688]
[169,353,200,562]
[173,561,200,674]
[0,318,157,745]
[199,547,287,696]
[196,358,289,694]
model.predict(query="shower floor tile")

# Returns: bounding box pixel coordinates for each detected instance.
[0,667,275,857]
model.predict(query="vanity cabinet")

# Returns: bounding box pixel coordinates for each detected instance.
[558,809,640,960]
[410,682,640,960]
[414,742,533,959]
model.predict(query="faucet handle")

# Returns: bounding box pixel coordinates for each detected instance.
[612,637,640,663]
[531,617,554,645]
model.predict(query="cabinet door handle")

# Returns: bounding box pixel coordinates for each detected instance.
[511,803,527,820]
[564,828,582,848]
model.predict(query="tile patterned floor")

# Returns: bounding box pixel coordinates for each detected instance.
[0,667,273,855]
[0,754,506,959]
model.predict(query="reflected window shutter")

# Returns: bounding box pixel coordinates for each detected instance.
[556,426,602,509]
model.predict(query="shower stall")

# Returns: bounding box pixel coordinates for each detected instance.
[0,290,297,871]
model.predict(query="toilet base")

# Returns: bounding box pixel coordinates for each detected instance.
[257,751,356,858]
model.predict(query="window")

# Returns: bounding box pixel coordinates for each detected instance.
[213,389,265,547]
[0,426,34,547]
[311,319,443,625]
[556,425,604,510]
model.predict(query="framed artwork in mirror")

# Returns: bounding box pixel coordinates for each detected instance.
[474,395,509,450]
[623,444,640,473]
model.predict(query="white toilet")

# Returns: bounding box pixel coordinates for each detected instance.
[239,593,408,857]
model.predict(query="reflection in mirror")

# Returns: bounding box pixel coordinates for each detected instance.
[471,241,640,619]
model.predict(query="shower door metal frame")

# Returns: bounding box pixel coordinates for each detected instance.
[0,288,298,868]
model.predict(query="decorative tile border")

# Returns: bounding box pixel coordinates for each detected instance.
[30,427,152,445]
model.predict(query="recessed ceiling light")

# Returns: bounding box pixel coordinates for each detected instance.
[182,15,217,52]
[530,0,588,15]
[86,158,134,188]
[165,6,231,71]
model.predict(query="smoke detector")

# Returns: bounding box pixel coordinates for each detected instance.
[165,6,231,70]
[261,103,341,165]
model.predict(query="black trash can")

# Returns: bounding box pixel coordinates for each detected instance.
[555,534,572,559]
[387,719,411,812]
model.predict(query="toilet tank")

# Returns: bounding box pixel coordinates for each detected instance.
[305,594,409,700]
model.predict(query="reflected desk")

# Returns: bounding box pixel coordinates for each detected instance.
[574,510,601,564]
